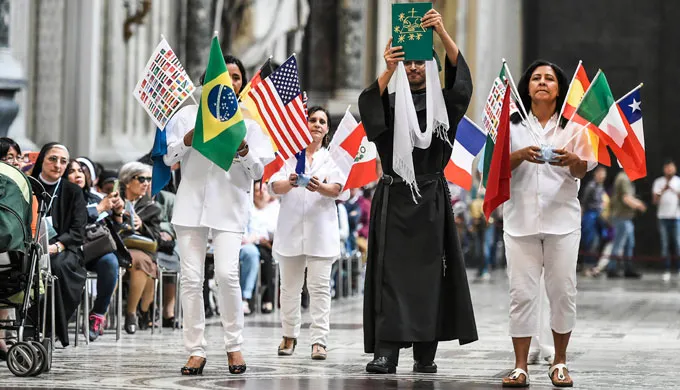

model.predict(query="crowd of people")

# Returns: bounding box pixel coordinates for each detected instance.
[2,6,676,387]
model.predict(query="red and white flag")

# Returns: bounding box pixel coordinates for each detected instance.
[345,136,379,190]
[248,55,311,160]
[329,111,364,179]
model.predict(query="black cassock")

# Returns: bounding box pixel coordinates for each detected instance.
[359,53,478,353]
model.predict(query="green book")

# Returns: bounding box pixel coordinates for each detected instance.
[392,2,433,61]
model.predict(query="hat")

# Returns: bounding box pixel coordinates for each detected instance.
[98,169,118,185]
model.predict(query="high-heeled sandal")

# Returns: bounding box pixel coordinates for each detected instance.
[278,336,297,356]
[181,357,206,376]
[311,343,327,360]
[227,352,246,375]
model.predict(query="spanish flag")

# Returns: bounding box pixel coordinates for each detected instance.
[192,36,246,172]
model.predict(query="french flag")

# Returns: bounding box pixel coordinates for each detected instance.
[444,116,486,190]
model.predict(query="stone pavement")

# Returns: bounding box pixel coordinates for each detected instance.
[2,270,679,389]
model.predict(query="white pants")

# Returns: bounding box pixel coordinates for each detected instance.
[529,272,555,358]
[504,231,580,337]
[176,226,244,357]
[276,253,334,346]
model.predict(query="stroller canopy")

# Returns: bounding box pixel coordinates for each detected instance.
[0,162,32,254]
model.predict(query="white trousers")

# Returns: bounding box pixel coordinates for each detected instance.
[504,231,580,337]
[176,225,244,357]
[529,272,555,358]
[276,253,334,346]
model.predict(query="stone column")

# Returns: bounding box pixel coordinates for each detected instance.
[185,0,212,83]
[0,0,26,141]
[329,0,365,116]
[302,0,337,106]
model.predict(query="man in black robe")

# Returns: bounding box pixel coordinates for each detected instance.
[359,9,478,374]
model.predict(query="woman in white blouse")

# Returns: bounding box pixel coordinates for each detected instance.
[163,55,274,376]
[270,106,347,361]
[501,61,592,388]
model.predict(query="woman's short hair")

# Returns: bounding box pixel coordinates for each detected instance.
[118,161,152,186]
[512,60,569,124]
[0,137,21,159]
[308,106,332,147]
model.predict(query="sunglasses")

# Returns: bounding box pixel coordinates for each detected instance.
[134,176,152,184]
[46,155,69,165]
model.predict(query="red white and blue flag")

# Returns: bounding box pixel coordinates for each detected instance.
[614,86,646,179]
[445,116,487,190]
[249,55,312,161]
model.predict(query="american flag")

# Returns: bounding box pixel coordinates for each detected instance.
[249,55,312,160]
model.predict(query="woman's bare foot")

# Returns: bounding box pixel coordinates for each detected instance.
[227,351,245,366]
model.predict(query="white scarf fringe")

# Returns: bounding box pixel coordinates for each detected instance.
[393,60,450,203]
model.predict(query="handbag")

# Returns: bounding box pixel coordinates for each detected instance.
[82,223,117,264]
[122,233,158,253]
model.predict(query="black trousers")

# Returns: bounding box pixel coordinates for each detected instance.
[374,340,439,365]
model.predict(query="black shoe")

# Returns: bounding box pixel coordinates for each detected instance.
[366,357,397,374]
[624,270,642,279]
[163,317,178,328]
[413,361,438,373]
[205,306,214,319]
[138,310,151,330]
[607,271,621,278]
[181,357,206,375]
[125,313,138,334]
[0,349,6,361]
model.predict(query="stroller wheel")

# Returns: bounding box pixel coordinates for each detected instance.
[29,341,48,376]
[41,338,52,373]
[6,342,38,377]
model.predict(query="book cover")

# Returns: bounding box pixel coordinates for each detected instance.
[391,2,433,61]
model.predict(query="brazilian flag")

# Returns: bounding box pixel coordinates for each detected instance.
[193,36,247,172]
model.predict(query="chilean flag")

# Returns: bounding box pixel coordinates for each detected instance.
[445,116,487,190]
[615,87,646,179]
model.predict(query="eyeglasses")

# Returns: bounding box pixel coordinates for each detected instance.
[134,176,152,184]
[1,155,21,163]
[46,155,69,165]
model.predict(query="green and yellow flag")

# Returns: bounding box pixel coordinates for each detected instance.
[193,36,247,172]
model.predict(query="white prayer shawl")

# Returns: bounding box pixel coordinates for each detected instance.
[392,59,450,202]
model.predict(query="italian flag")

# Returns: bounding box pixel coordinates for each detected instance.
[575,71,646,180]
[560,62,610,166]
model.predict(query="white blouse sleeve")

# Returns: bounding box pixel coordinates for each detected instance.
[162,105,199,166]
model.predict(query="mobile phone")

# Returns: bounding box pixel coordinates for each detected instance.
[112,179,120,194]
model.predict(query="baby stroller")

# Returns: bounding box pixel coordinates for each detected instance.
[0,162,52,376]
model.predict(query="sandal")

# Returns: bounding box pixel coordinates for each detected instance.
[311,343,327,360]
[278,336,297,356]
[227,351,247,375]
[549,363,573,387]
[181,356,206,375]
[502,368,530,388]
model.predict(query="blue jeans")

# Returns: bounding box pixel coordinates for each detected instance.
[479,224,497,274]
[659,218,680,271]
[608,218,635,273]
[581,210,602,265]
[239,244,260,300]
[85,252,119,315]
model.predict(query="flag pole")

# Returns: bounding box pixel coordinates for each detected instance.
[502,60,542,144]
[213,0,225,35]
[615,83,644,104]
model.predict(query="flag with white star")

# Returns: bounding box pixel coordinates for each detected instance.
[193,36,247,172]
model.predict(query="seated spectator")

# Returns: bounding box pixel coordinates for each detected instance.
[64,159,123,341]
[354,187,372,264]
[155,190,181,327]
[241,181,280,313]
[31,142,87,347]
[76,156,104,197]
[97,169,118,195]
[115,162,161,334]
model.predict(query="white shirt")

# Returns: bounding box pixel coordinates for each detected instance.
[270,148,348,258]
[652,175,680,219]
[164,105,275,232]
[246,200,280,243]
[503,115,593,237]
